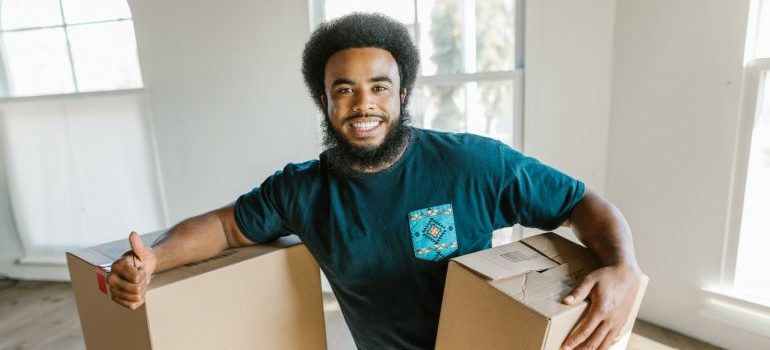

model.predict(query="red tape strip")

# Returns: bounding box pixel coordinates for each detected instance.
[96,267,107,295]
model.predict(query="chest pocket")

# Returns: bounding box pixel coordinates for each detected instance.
[408,204,458,261]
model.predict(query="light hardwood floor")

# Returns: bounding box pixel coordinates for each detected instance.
[0,280,723,350]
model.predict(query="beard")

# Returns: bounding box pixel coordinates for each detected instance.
[322,107,412,178]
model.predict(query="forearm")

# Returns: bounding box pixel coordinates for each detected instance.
[567,189,640,271]
[151,206,237,273]
[560,190,645,350]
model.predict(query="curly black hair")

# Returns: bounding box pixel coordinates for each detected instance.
[301,13,420,114]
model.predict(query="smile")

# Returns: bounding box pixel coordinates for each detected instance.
[351,121,381,131]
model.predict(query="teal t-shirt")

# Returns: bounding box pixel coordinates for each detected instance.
[234,128,585,350]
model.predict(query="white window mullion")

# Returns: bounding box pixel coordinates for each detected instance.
[56,0,80,92]
[722,66,762,287]
[417,71,517,85]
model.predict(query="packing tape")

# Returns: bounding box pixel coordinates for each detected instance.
[96,267,108,295]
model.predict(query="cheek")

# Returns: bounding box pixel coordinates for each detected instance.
[387,98,402,117]
[327,100,348,125]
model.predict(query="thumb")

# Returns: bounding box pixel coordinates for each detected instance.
[129,231,152,261]
[563,278,595,305]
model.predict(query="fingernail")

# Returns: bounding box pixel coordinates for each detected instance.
[564,295,574,303]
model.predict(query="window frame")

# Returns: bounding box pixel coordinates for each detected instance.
[0,0,140,99]
[721,0,770,297]
[722,57,770,293]
[310,0,525,150]
[701,0,770,339]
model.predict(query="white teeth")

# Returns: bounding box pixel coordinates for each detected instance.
[351,121,379,131]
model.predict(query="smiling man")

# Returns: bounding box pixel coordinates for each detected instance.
[320,46,411,176]
[108,13,644,350]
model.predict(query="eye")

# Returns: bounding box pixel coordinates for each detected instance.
[373,85,389,92]
[336,87,353,94]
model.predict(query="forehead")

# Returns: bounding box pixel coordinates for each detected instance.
[324,47,400,85]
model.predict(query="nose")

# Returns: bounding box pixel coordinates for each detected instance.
[352,90,375,112]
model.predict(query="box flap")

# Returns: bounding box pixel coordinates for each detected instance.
[67,230,303,289]
[68,230,166,269]
[521,232,591,265]
[150,235,303,289]
[452,241,558,280]
[540,260,601,288]
[491,270,578,318]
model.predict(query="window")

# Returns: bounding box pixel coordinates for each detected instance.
[0,0,143,97]
[0,1,163,263]
[732,0,770,302]
[315,0,524,149]
[709,0,770,315]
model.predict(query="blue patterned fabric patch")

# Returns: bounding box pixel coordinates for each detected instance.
[408,204,458,261]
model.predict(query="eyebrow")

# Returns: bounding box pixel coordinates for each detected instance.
[370,76,393,84]
[330,76,394,87]
[331,78,355,87]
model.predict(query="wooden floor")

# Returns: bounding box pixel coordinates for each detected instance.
[0,279,723,350]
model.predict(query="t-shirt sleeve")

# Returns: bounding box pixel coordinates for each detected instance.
[234,171,294,244]
[494,143,586,231]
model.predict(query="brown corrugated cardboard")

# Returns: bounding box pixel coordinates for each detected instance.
[67,232,326,350]
[435,232,648,350]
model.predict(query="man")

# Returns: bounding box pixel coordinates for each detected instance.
[108,13,644,350]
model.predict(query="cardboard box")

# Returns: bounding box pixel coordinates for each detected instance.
[67,232,326,350]
[435,232,648,350]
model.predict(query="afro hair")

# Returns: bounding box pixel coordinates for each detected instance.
[301,13,420,113]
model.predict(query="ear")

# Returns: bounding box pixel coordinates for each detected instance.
[320,94,327,109]
[400,89,407,103]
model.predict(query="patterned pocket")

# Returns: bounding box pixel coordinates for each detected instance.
[408,204,458,261]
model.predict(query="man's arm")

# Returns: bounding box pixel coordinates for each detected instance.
[559,188,645,350]
[106,204,254,309]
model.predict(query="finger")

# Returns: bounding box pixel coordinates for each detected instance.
[597,327,621,350]
[112,259,146,283]
[578,321,612,350]
[110,292,144,310]
[109,286,142,302]
[106,273,143,294]
[131,255,141,269]
[564,277,595,304]
[129,231,152,262]
[563,304,604,350]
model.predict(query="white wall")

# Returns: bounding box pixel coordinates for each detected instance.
[606,0,770,349]
[524,0,617,193]
[128,0,320,222]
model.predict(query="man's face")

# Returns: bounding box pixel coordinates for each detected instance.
[323,47,405,152]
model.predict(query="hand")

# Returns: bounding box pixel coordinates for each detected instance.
[106,231,158,309]
[561,264,644,350]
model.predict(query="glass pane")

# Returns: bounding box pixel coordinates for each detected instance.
[324,0,415,24]
[1,0,63,30]
[409,80,514,143]
[468,80,515,145]
[417,0,464,75]
[68,21,143,92]
[61,0,132,24]
[735,71,770,301]
[475,0,515,72]
[410,83,465,132]
[754,0,770,58]
[2,28,75,96]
